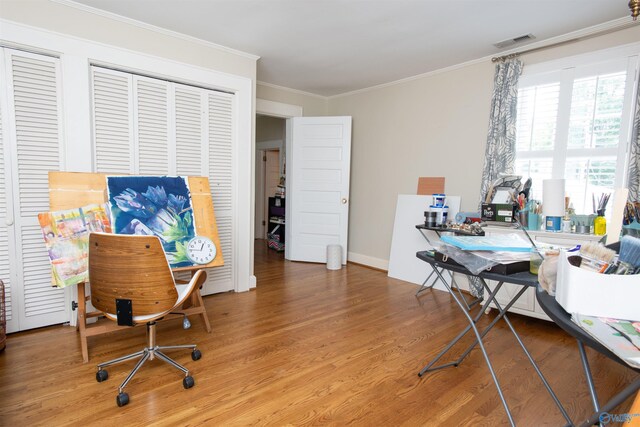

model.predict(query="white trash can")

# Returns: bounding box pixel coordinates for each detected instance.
[326,244,343,270]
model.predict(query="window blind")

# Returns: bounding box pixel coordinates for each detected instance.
[515,57,636,214]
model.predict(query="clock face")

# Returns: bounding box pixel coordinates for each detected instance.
[186,237,217,265]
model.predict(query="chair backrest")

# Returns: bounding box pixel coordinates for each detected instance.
[89,233,178,316]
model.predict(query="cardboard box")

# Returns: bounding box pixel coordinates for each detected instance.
[555,251,639,320]
[481,203,516,223]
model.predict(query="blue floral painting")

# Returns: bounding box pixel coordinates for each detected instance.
[107,176,196,268]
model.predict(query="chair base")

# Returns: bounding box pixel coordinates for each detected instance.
[95,321,200,406]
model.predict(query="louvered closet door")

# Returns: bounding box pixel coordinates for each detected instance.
[92,67,133,173]
[2,49,69,332]
[135,76,170,175]
[0,60,14,332]
[174,84,205,175]
[206,91,234,294]
[91,68,235,295]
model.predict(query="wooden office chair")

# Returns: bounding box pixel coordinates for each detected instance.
[88,233,207,407]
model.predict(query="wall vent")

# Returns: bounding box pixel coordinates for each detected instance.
[493,33,536,49]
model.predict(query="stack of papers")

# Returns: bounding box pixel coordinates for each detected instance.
[572,314,640,369]
[440,233,532,252]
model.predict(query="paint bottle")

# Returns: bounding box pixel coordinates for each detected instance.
[593,210,606,236]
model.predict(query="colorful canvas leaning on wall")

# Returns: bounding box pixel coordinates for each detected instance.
[106,175,197,268]
[38,204,112,288]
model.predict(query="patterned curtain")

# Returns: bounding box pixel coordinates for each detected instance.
[628,74,640,203]
[479,59,523,205]
[470,59,523,299]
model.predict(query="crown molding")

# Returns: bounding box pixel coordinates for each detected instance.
[257,80,328,100]
[327,56,488,100]
[52,0,260,61]
[329,17,638,100]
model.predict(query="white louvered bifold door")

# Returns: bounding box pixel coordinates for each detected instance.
[174,84,205,176]
[0,55,14,332]
[135,76,170,175]
[205,91,234,294]
[2,49,69,332]
[92,67,134,174]
[90,68,236,295]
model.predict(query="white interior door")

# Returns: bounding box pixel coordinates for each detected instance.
[286,116,352,263]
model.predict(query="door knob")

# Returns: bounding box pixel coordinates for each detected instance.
[341,198,348,204]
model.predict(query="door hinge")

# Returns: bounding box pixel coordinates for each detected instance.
[262,220,266,226]
[263,155,267,161]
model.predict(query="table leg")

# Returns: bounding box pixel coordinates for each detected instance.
[452,281,528,364]
[580,378,640,427]
[415,269,437,296]
[194,288,212,333]
[578,340,600,415]
[416,267,484,311]
[439,274,516,426]
[416,270,512,426]
[76,282,89,363]
[418,271,506,375]
[496,302,573,425]
[449,272,483,311]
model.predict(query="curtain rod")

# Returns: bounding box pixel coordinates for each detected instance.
[491,21,638,63]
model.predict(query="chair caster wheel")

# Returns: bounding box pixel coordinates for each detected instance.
[183,376,195,389]
[96,370,108,382]
[116,392,129,407]
[191,349,202,361]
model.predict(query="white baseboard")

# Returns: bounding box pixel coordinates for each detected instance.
[347,252,389,271]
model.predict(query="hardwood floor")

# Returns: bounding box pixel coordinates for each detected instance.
[0,240,636,426]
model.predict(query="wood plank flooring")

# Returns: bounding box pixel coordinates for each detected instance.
[0,241,636,426]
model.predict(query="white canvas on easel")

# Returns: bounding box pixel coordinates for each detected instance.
[387,194,460,291]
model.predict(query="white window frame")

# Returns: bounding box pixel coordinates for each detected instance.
[516,42,640,209]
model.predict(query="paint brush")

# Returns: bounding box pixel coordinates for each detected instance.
[579,241,617,273]
[615,235,640,275]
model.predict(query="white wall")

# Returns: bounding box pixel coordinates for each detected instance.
[257,83,328,116]
[328,25,640,268]
[256,115,286,142]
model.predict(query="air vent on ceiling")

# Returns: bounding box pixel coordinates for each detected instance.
[493,33,536,49]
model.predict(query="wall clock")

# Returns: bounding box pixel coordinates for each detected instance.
[186,236,216,265]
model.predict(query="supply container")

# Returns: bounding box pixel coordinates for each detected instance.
[432,194,446,207]
[555,250,639,320]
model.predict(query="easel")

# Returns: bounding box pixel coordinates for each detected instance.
[48,172,224,363]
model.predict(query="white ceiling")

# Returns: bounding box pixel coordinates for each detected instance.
[72,0,634,97]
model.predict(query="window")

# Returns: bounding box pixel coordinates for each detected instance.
[515,52,638,215]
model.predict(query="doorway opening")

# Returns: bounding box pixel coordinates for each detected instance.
[255,114,287,257]
[254,99,303,266]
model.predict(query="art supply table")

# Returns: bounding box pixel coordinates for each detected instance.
[415,251,572,426]
[414,224,483,310]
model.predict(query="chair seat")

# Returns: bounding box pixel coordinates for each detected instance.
[103,282,197,324]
